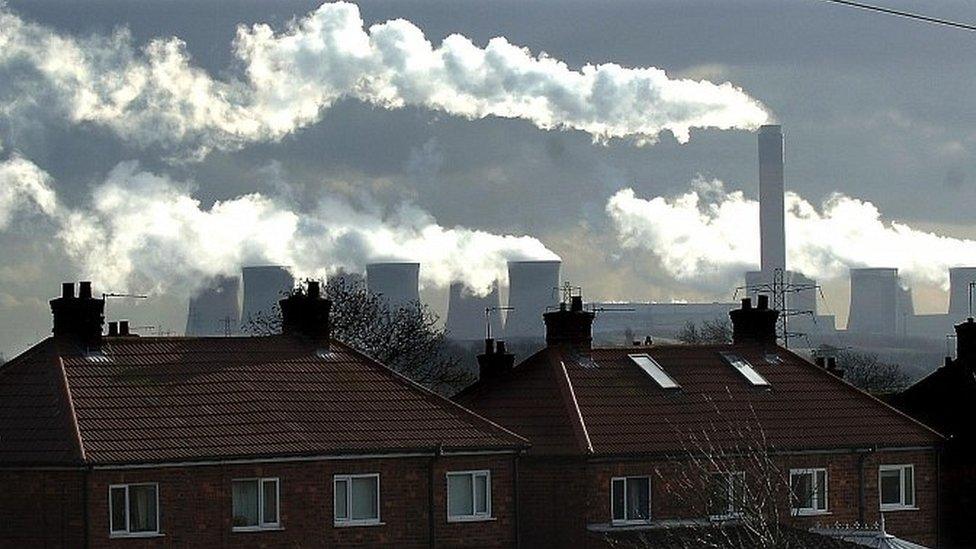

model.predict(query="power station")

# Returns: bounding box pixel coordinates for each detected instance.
[366,262,421,309]
[445,281,501,341]
[185,275,241,336]
[503,260,561,339]
[241,266,294,324]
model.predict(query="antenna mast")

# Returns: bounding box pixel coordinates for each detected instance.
[735,268,820,349]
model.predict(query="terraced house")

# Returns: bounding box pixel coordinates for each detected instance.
[0,281,527,548]
[456,294,943,548]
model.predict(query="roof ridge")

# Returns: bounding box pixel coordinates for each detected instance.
[548,348,593,454]
[55,351,87,464]
[327,340,529,448]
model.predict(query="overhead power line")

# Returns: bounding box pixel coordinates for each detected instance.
[813,0,976,32]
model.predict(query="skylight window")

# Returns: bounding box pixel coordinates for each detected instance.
[720,353,770,387]
[628,354,680,390]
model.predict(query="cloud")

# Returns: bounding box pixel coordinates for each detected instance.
[0,155,557,297]
[0,2,769,158]
[607,180,976,290]
[0,153,59,228]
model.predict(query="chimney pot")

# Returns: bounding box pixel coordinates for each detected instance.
[79,281,92,299]
[954,317,976,363]
[544,296,595,351]
[279,281,331,346]
[50,282,105,345]
[478,339,515,380]
[119,320,129,336]
[62,283,74,299]
[729,296,779,345]
[107,321,118,336]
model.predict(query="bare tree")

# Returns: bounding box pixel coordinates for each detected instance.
[676,319,732,345]
[245,275,474,395]
[606,393,837,549]
[835,351,909,395]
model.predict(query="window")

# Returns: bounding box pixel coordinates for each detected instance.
[611,476,651,525]
[879,465,915,510]
[790,468,828,515]
[628,354,680,389]
[447,470,491,522]
[719,352,770,386]
[232,478,280,530]
[709,472,745,519]
[109,483,159,537]
[334,474,381,526]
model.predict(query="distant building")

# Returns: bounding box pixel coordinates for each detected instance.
[185,275,241,336]
[445,281,501,341]
[503,260,560,339]
[457,295,941,547]
[366,262,421,309]
[0,281,526,547]
[241,265,294,324]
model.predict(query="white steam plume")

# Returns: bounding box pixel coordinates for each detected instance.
[607,180,976,289]
[0,156,556,296]
[0,2,769,157]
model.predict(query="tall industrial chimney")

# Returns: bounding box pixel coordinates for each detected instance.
[445,281,501,341]
[949,267,976,318]
[759,125,786,274]
[847,268,898,335]
[366,262,421,309]
[503,260,560,339]
[242,265,294,324]
[185,275,241,336]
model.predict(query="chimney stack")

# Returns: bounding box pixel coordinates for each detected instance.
[477,338,516,380]
[729,296,779,345]
[50,281,105,345]
[279,280,331,346]
[759,125,786,274]
[955,317,976,363]
[543,294,595,351]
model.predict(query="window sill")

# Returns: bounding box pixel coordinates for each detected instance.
[232,526,284,533]
[334,520,385,528]
[793,510,831,517]
[447,516,496,523]
[880,505,918,512]
[110,532,164,539]
[709,514,743,521]
[610,520,653,528]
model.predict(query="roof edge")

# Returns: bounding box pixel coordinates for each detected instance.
[56,354,87,464]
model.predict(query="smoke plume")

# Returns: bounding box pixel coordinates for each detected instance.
[1,155,556,296]
[0,2,769,158]
[607,180,976,289]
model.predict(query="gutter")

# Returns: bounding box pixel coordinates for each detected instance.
[857,446,876,524]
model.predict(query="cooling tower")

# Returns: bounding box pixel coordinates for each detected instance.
[847,268,898,335]
[503,260,560,339]
[949,267,976,318]
[241,266,294,324]
[185,275,241,336]
[366,262,421,309]
[759,125,786,274]
[445,281,501,341]
[788,271,818,316]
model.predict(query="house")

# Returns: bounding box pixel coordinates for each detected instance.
[891,317,976,548]
[456,294,943,548]
[0,281,528,548]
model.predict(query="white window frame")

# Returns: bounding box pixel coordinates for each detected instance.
[231,477,281,532]
[334,473,382,527]
[879,464,916,511]
[709,471,746,520]
[109,483,160,538]
[446,470,492,522]
[790,468,829,516]
[610,476,652,526]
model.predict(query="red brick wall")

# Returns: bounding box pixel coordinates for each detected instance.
[519,449,938,549]
[2,454,516,548]
[0,469,86,548]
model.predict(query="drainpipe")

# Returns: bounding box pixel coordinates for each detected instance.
[82,465,91,549]
[858,447,876,525]
[936,446,942,547]
[513,451,521,549]
[428,444,442,549]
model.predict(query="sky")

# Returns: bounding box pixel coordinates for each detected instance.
[1,0,976,356]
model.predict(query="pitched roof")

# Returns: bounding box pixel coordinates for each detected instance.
[0,335,526,466]
[456,343,941,456]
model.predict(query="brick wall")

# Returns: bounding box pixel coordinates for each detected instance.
[521,449,938,548]
[0,469,86,548]
[3,453,516,548]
